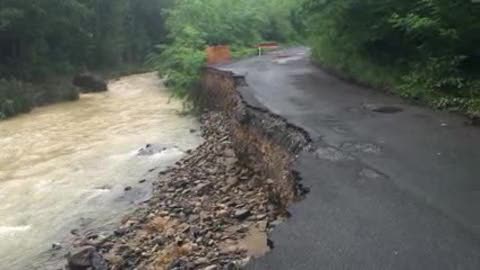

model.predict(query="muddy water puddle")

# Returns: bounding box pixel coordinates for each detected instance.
[220,223,271,259]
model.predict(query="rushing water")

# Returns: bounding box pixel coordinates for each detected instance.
[0,73,202,269]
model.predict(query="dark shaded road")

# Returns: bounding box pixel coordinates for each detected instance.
[219,48,480,269]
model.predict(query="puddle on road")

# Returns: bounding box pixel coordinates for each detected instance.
[364,104,404,114]
[315,146,353,162]
[341,142,382,155]
[272,50,307,65]
[239,227,270,258]
[220,223,270,259]
[359,168,385,180]
[273,55,304,64]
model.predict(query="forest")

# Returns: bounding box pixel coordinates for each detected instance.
[1,0,479,118]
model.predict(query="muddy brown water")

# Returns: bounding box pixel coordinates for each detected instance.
[0,73,202,269]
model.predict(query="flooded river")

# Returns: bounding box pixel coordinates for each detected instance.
[0,73,202,269]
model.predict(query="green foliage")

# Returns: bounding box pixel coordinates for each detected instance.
[0,0,172,78]
[0,77,80,119]
[302,0,480,114]
[148,0,298,99]
[0,79,31,119]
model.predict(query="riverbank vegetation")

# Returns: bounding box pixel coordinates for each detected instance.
[300,0,480,116]
[146,0,299,99]
[0,0,172,119]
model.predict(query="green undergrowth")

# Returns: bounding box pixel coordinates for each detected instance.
[303,0,480,117]
[0,77,79,120]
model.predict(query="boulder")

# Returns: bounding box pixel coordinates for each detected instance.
[73,73,107,92]
[67,246,108,270]
[137,144,168,156]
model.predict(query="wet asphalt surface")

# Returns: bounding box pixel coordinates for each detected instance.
[219,48,480,270]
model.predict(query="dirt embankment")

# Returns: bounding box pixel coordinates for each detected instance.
[198,67,311,206]
[65,68,311,270]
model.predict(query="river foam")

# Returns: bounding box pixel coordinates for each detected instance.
[0,225,31,235]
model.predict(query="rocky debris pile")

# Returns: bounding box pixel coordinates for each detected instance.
[70,112,288,270]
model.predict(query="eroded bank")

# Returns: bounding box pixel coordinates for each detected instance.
[198,67,312,207]
[69,67,313,270]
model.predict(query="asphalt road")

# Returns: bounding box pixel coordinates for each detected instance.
[219,48,480,270]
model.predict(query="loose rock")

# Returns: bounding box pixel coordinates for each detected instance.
[233,209,251,220]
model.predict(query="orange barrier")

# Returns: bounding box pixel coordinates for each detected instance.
[206,45,231,65]
[257,42,279,49]
[257,42,279,55]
